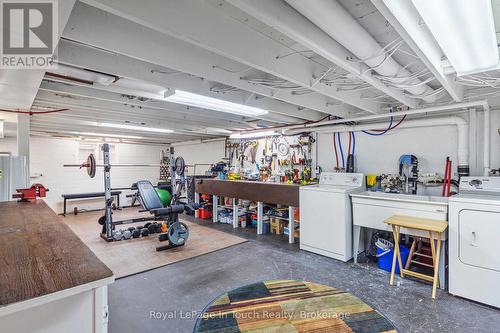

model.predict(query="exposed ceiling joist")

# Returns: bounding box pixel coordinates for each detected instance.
[227,0,418,108]
[60,9,348,119]
[0,0,76,110]
[34,91,256,131]
[56,40,325,122]
[73,0,382,114]
[38,78,302,125]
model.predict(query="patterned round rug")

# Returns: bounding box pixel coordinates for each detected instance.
[194,280,397,333]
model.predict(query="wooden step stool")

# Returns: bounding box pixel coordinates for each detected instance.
[384,215,448,299]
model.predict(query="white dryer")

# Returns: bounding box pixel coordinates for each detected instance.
[300,172,365,262]
[449,177,500,308]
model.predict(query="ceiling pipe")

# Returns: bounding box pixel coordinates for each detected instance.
[483,102,491,176]
[227,0,417,108]
[285,0,439,102]
[287,116,469,169]
[281,100,489,133]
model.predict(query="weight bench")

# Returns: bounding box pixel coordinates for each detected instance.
[62,191,122,215]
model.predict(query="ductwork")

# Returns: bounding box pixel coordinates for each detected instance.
[286,116,469,171]
[285,0,439,102]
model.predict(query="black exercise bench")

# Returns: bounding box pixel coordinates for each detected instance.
[61,191,122,215]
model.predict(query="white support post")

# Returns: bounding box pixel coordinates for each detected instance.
[288,206,295,244]
[212,195,218,223]
[257,201,263,235]
[232,198,238,228]
[194,192,200,218]
[17,114,30,186]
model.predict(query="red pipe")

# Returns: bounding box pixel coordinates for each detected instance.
[441,157,450,197]
[333,133,339,169]
[447,159,452,196]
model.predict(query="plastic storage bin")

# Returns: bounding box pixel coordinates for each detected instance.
[377,244,409,274]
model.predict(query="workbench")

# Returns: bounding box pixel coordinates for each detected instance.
[0,200,114,333]
[195,179,300,243]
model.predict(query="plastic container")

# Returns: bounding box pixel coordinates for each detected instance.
[262,222,270,234]
[377,244,410,274]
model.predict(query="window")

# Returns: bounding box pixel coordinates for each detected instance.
[78,143,97,162]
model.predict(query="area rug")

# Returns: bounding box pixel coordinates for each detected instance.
[62,208,247,278]
[194,280,397,333]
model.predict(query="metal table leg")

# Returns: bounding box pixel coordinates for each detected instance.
[288,206,295,244]
[257,201,263,235]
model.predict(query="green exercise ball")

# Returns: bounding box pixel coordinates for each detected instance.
[156,188,171,206]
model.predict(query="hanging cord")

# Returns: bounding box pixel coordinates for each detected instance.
[361,114,407,136]
[348,131,352,156]
[333,133,339,169]
[337,132,345,169]
[362,117,393,136]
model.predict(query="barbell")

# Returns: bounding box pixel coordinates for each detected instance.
[63,153,186,178]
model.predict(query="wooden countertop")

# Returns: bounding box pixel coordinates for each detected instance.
[0,200,113,308]
[195,179,301,207]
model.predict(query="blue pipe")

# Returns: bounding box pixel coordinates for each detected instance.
[337,132,345,169]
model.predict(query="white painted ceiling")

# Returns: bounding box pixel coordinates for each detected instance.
[0,0,499,144]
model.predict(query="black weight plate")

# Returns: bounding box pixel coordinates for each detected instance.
[87,153,96,178]
[174,156,185,176]
[98,215,106,225]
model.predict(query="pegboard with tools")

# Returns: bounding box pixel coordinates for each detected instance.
[225,134,316,184]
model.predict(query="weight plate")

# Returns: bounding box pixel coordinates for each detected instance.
[174,156,185,176]
[87,153,96,178]
[167,221,189,246]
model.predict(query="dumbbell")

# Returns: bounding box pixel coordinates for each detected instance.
[141,228,150,237]
[148,223,157,234]
[132,229,141,238]
[122,230,132,240]
[113,230,123,241]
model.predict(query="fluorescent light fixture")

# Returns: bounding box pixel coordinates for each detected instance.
[98,122,173,133]
[0,120,3,139]
[79,132,144,139]
[230,130,278,139]
[165,90,269,117]
[206,127,233,134]
[51,63,116,85]
[411,0,499,76]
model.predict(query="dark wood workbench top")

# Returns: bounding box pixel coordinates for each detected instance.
[0,200,113,307]
[195,179,301,207]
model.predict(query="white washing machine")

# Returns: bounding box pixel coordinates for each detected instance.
[449,177,500,308]
[300,172,365,262]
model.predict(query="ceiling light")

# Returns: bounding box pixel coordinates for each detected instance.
[79,132,144,139]
[98,122,173,133]
[49,63,116,85]
[229,130,278,139]
[0,120,3,138]
[411,0,499,76]
[165,90,269,117]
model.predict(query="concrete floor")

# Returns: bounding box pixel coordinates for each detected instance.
[109,218,500,333]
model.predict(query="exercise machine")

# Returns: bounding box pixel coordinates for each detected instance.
[64,144,199,251]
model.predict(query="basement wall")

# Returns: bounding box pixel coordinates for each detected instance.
[28,137,165,213]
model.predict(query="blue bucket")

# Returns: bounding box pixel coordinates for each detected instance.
[377,244,410,274]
